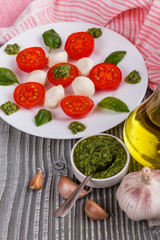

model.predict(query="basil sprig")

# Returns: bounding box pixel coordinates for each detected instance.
[104,51,127,65]
[98,96,129,112]
[0,68,20,85]
[35,109,52,127]
[42,29,62,52]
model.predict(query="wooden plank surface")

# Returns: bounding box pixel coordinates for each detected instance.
[0,89,160,240]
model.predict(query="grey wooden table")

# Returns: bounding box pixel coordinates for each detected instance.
[0,88,160,240]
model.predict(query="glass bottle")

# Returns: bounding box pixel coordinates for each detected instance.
[123,84,160,169]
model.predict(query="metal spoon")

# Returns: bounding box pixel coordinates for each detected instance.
[54,159,114,217]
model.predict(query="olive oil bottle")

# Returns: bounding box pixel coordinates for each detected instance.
[123,85,160,169]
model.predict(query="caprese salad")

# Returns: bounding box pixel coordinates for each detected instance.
[0,27,140,134]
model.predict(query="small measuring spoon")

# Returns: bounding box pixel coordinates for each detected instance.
[54,159,114,217]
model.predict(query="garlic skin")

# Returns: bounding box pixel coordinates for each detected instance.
[85,199,108,220]
[29,169,43,190]
[116,167,160,221]
[58,176,92,199]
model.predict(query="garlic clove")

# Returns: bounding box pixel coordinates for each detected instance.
[58,176,92,199]
[29,169,43,190]
[84,199,109,220]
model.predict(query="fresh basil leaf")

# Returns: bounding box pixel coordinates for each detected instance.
[35,109,52,127]
[0,68,20,85]
[98,96,129,112]
[104,51,127,65]
[42,29,62,52]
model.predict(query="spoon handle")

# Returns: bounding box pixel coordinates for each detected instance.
[54,174,93,217]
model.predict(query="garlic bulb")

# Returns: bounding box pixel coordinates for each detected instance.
[116,166,160,221]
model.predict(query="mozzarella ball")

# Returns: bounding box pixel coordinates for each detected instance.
[47,51,68,68]
[26,70,47,86]
[72,76,95,98]
[44,85,65,108]
[75,57,95,76]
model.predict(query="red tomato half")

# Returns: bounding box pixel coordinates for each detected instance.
[47,63,78,87]
[16,47,46,72]
[61,95,94,118]
[89,63,122,90]
[65,32,94,60]
[13,82,45,108]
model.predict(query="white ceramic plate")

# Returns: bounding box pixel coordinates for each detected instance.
[0,22,148,139]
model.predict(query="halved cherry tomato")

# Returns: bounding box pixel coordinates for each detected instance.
[89,63,122,90]
[65,32,94,60]
[13,82,45,108]
[16,47,46,72]
[47,63,78,87]
[61,95,94,118]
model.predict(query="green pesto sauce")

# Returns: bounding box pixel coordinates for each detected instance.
[125,70,141,84]
[69,121,86,135]
[0,101,19,115]
[73,135,127,179]
[5,43,20,55]
[52,64,71,78]
[87,27,102,38]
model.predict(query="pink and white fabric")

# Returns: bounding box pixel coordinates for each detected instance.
[0,0,160,91]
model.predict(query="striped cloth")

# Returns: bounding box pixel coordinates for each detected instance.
[0,0,160,91]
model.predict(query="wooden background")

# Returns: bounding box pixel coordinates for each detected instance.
[0,88,160,240]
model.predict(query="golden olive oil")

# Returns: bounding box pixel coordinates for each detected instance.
[123,99,160,169]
